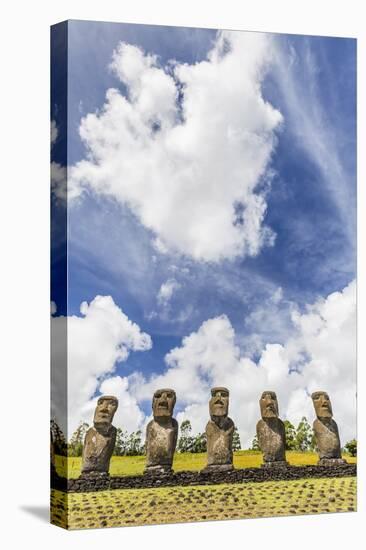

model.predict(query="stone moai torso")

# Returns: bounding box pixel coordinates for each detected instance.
[311,391,346,465]
[256,391,287,467]
[81,395,118,477]
[204,387,234,471]
[145,389,178,474]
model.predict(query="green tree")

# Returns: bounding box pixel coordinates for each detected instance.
[295,417,314,451]
[125,430,145,456]
[177,419,194,453]
[68,422,89,457]
[250,434,260,451]
[232,426,241,451]
[177,420,207,453]
[310,430,317,452]
[284,420,297,450]
[114,427,128,456]
[50,419,68,456]
[191,432,207,453]
[344,439,357,457]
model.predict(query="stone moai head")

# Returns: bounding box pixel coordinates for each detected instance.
[209,387,229,419]
[93,396,118,430]
[312,391,333,419]
[152,388,176,420]
[260,391,279,419]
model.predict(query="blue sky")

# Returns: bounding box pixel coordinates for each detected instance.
[51,21,356,444]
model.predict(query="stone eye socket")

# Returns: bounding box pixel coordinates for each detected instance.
[166,393,173,398]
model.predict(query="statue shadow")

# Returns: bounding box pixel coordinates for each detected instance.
[20,505,49,523]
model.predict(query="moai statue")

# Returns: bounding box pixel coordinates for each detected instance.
[256,391,288,468]
[311,391,346,465]
[145,389,178,474]
[81,395,118,478]
[203,387,235,472]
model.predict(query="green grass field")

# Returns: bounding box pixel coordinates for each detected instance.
[51,476,357,529]
[55,450,356,479]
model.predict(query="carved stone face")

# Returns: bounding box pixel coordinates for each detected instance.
[152,388,176,419]
[260,391,279,419]
[209,387,229,418]
[93,396,118,427]
[312,391,333,418]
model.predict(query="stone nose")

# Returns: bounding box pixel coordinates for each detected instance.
[159,395,169,406]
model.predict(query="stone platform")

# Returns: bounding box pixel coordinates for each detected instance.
[58,463,356,493]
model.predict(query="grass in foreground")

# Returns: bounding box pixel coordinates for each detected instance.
[55,451,356,479]
[51,476,356,530]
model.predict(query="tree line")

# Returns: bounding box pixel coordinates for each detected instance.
[250,417,357,456]
[250,417,316,452]
[51,417,357,457]
[177,419,241,453]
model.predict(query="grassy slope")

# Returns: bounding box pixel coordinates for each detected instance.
[56,450,356,479]
[51,476,357,530]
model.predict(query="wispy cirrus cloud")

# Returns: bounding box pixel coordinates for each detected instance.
[272,38,356,250]
[157,278,182,306]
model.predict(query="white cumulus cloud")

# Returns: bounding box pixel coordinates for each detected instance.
[52,282,356,449]
[51,295,152,436]
[51,161,67,201]
[51,120,58,146]
[69,31,282,262]
[135,280,356,447]
[50,119,68,202]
